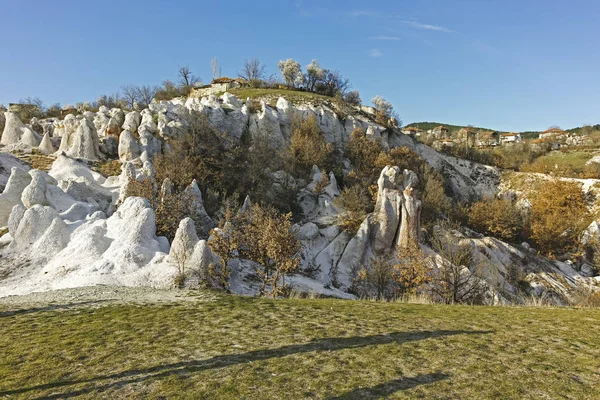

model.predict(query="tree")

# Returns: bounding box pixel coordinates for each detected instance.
[135,85,159,108]
[239,58,266,86]
[178,66,201,88]
[211,204,301,297]
[305,59,325,92]
[371,95,399,126]
[121,84,139,109]
[394,242,432,297]
[277,58,304,88]
[315,70,350,97]
[344,90,361,106]
[429,224,485,304]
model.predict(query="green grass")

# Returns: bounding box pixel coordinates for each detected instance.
[1,293,600,399]
[223,88,335,106]
[525,150,594,175]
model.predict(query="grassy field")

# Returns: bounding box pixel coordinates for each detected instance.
[1,292,599,399]
[525,150,594,175]
[224,88,335,107]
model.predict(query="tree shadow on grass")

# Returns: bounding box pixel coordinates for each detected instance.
[0,329,492,399]
[0,300,110,318]
[327,372,450,399]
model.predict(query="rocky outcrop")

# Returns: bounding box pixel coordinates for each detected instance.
[21,170,50,208]
[122,111,141,133]
[0,167,31,225]
[184,180,215,238]
[1,112,41,146]
[58,117,102,161]
[118,130,141,161]
[38,133,55,154]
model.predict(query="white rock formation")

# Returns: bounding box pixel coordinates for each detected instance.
[38,132,55,154]
[118,130,141,161]
[58,117,102,161]
[0,167,31,225]
[1,112,41,146]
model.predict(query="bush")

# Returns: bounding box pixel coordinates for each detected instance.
[468,198,523,242]
[345,128,384,179]
[210,203,300,297]
[335,185,373,233]
[286,115,334,177]
[529,180,591,256]
[394,242,432,297]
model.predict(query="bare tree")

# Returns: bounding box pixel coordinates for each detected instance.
[211,57,218,80]
[239,58,266,86]
[135,85,159,108]
[429,224,485,304]
[178,66,201,88]
[121,84,139,109]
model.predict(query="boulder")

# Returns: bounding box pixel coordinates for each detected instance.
[21,170,50,208]
[170,217,199,263]
[59,117,102,161]
[0,112,25,145]
[122,111,142,132]
[38,132,55,154]
[118,130,141,161]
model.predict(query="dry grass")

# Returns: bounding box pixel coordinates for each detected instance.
[94,159,122,177]
[0,291,599,399]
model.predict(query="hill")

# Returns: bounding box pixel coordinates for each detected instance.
[406,121,600,140]
[0,287,598,399]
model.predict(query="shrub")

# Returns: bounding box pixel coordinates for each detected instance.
[468,198,523,242]
[345,128,384,179]
[529,180,591,256]
[210,204,300,297]
[334,185,373,233]
[287,115,334,177]
[394,242,432,297]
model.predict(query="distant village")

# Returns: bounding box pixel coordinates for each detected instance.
[402,125,594,151]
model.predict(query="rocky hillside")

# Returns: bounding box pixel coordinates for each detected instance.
[0,91,597,304]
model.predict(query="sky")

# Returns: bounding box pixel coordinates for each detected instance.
[0,0,598,132]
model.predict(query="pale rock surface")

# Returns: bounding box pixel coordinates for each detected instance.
[21,170,50,208]
[184,180,215,238]
[0,167,32,225]
[118,130,141,161]
[7,204,26,236]
[122,111,142,132]
[38,132,55,154]
[58,117,102,161]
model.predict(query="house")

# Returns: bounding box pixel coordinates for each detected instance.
[477,131,500,147]
[190,77,248,97]
[500,132,521,144]
[402,126,423,136]
[433,138,455,151]
[457,128,478,148]
[539,127,566,140]
[428,125,450,139]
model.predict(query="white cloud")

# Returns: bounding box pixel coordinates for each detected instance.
[403,20,456,33]
[350,10,378,17]
[369,48,383,57]
[370,35,401,41]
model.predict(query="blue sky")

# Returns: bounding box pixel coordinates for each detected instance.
[0,0,598,131]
